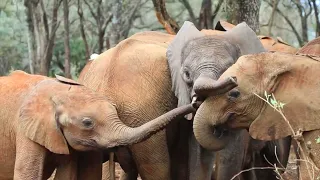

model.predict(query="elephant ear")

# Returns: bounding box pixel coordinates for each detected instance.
[222,22,266,55]
[166,21,204,107]
[214,20,236,31]
[296,37,320,57]
[19,80,69,154]
[55,74,82,86]
[249,59,320,141]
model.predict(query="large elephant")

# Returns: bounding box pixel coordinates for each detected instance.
[0,70,196,180]
[167,21,291,180]
[78,32,190,180]
[192,51,320,179]
[78,22,294,180]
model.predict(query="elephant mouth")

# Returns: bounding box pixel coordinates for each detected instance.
[213,126,229,138]
[212,113,236,138]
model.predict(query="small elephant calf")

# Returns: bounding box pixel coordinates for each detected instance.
[0,71,197,180]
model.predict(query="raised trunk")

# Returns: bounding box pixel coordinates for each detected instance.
[193,75,237,97]
[108,104,197,147]
[193,99,229,151]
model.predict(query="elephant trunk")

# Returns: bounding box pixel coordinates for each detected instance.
[107,104,197,148]
[193,76,237,97]
[193,98,229,151]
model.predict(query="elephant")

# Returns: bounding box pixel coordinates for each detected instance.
[0,70,197,180]
[167,21,291,180]
[78,32,188,180]
[192,51,320,180]
[296,36,320,56]
[77,21,293,180]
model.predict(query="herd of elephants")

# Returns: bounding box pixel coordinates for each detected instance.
[0,20,319,180]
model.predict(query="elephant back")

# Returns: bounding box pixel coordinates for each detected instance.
[296,36,320,57]
[78,32,177,126]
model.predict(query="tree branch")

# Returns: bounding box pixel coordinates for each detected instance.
[77,0,90,61]
[211,0,224,23]
[40,0,49,40]
[179,0,197,24]
[152,0,179,34]
[83,0,97,19]
[311,0,320,37]
[265,0,303,46]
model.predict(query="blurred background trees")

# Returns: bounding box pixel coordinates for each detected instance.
[0,0,319,77]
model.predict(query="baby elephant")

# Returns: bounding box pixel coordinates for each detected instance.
[193,52,320,179]
[0,71,197,180]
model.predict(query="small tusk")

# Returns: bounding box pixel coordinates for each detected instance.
[184,113,194,120]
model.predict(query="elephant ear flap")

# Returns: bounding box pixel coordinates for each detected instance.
[222,22,266,54]
[55,74,82,86]
[249,106,292,141]
[166,21,204,107]
[296,37,320,57]
[214,20,235,31]
[19,87,70,154]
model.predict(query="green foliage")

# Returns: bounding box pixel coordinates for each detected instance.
[316,136,320,144]
[51,37,87,78]
[264,91,285,110]
[0,2,26,76]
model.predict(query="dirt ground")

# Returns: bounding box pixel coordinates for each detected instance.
[48,147,298,180]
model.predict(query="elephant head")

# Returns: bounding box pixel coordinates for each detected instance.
[18,74,198,154]
[166,21,265,150]
[193,52,320,146]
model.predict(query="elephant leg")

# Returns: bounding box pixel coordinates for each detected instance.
[166,118,190,180]
[54,153,78,180]
[115,147,138,180]
[130,130,170,180]
[189,131,215,180]
[264,137,292,170]
[214,129,249,180]
[14,133,49,180]
[77,151,103,180]
[102,161,137,180]
[119,170,138,180]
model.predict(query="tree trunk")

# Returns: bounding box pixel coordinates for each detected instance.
[110,0,122,48]
[77,0,90,61]
[24,0,37,74]
[267,0,279,36]
[225,0,261,33]
[198,0,213,30]
[152,0,179,34]
[311,0,320,37]
[40,0,61,76]
[63,0,71,78]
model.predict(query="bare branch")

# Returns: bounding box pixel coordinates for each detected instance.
[40,0,49,41]
[211,0,224,22]
[152,0,179,34]
[83,0,97,19]
[77,0,90,61]
[179,0,197,24]
[311,0,320,37]
[268,0,279,36]
[264,0,303,46]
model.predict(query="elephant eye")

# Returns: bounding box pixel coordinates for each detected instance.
[228,89,240,99]
[182,69,193,85]
[82,117,94,128]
